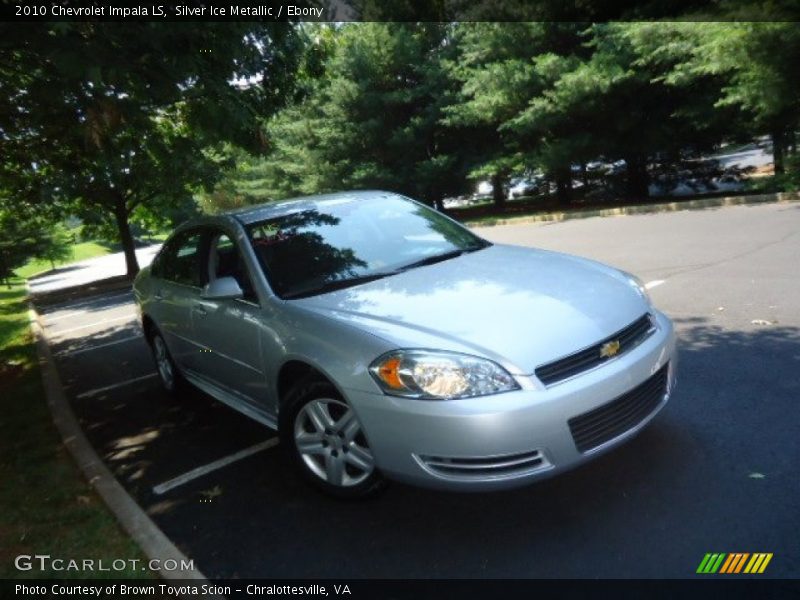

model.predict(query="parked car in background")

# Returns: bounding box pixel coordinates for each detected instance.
[134,191,677,498]
[508,177,542,199]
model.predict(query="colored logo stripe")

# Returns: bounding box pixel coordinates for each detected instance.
[744,553,773,574]
[720,553,749,573]
[697,553,773,574]
[697,553,726,573]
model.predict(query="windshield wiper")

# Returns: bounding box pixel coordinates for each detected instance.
[396,244,488,272]
[282,272,395,299]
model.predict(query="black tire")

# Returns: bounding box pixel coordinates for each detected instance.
[279,379,387,499]
[148,329,187,396]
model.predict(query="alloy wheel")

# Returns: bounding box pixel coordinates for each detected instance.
[293,398,374,487]
[153,335,174,390]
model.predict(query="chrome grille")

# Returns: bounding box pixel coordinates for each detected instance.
[535,313,654,386]
[568,363,669,453]
[418,449,549,479]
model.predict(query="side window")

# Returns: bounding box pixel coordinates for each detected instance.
[208,232,257,303]
[161,231,203,287]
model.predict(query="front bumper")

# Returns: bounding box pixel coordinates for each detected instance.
[345,310,677,491]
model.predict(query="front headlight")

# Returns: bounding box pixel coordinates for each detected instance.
[369,350,520,400]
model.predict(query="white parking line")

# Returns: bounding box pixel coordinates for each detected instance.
[57,334,143,357]
[52,314,136,336]
[645,279,666,290]
[75,373,158,400]
[152,438,280,495]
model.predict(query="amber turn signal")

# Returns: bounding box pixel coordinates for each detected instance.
[376,356,404,389]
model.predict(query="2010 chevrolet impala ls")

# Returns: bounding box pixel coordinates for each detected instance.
[134,191,677,498]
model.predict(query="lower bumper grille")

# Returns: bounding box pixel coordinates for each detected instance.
[418,449,549,479]
[568,363,669,453]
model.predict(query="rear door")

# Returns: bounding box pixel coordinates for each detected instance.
[150,229,205,370]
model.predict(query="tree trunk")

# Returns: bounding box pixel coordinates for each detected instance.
[491,171,506,210]
[554,167,572,206]
[0,253,10,288]
[772,129,786,175]
[113,198,140,278]
[624,154,650,200]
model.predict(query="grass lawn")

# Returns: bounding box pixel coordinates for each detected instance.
[0,277,151,579]
[14,241,113,279]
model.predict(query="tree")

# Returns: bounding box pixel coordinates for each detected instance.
[504,22,745,202]
[0,23,301,277]
[443,23,587,207]
[200,21,799,214]
[254,23,472,210]
[38,224,74,271]
[0,213,39,287]
[0,196,65,286]
[658,22,800,175]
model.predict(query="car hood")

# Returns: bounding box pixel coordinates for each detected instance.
[292,244,650,374]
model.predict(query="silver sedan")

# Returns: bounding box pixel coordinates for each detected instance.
[134,191,677,498]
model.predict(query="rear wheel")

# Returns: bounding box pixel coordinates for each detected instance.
[150,331,185,395]
[280,380,386,499]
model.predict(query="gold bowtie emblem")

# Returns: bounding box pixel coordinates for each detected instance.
[600,340,621,358]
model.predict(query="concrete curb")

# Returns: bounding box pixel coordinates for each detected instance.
[26,298,213,586]
[465,191,800,228]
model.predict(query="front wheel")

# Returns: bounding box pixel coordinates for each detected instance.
[279,380,386,499]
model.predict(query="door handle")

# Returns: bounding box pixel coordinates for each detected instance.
[154,290,164,301]
[193,304,208,316]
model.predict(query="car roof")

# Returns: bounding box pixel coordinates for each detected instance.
[224,190,403,225]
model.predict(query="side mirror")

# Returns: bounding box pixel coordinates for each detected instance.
[202,276,243,300]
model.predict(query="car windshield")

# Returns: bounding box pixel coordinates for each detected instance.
[246,195,490,299]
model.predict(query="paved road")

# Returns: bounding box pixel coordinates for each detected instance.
[28,244,160,295]
[33,202,800,578]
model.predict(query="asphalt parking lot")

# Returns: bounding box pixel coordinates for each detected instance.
[32,202,800,579]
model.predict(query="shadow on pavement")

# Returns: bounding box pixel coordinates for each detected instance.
[30,275,133,308]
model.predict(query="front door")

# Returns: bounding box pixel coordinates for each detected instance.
[191,230,267,404]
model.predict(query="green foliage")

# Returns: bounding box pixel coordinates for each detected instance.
[0,209,42,285]
[443,23,587,205]
[37,224,74,271]
[4,20,799,230]
[236,23,473,210]
[0,197,73,284]
[0,23,301,275]
[654,21,800,174]
[441,21,800,205]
